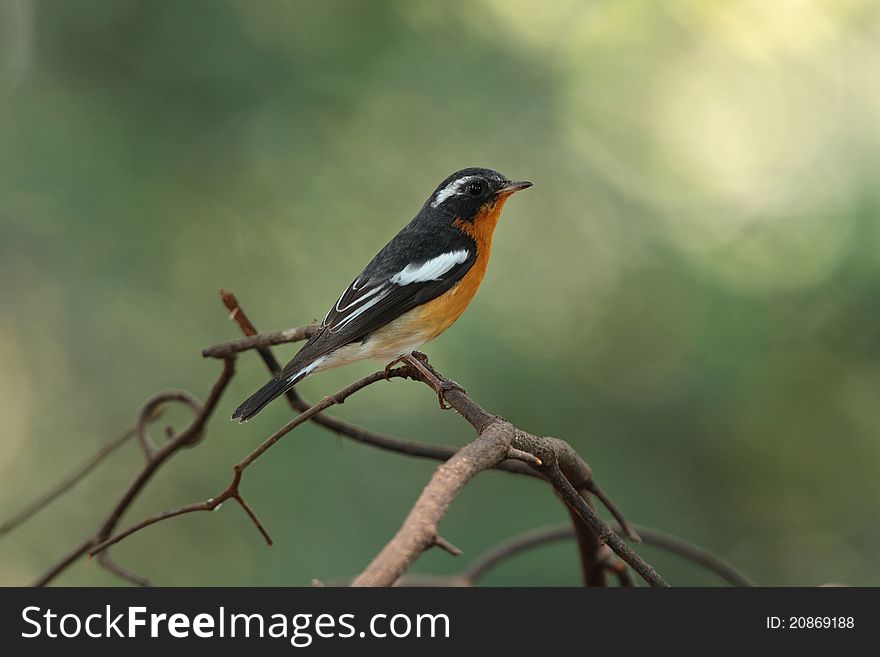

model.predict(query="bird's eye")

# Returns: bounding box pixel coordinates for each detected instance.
[465,180,484,196]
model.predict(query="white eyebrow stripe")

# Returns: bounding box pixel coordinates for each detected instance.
[431,176,480,208]
[328,287,388,333]
[390,250,469,286]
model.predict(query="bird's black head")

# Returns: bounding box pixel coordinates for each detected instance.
[426,167,532,224]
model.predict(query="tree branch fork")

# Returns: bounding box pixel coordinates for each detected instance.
[1,289,754,587]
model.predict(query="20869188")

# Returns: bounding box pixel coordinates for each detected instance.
[766,616,855,629]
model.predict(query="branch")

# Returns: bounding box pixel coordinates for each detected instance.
[461,524,572,583]
[32,358,236,586]
[135,391,200,460]
[518,433,667,587]
[0,426,137,540]
[598,545,637,587]
[201,325,318,359]
[620,524,756,587]
[564,502,607,586]
[352,382,667,586]
[352,420,512,586]
[9,281,751,590]
[326,520,752,587]
[217,291,656,587]
[461,523,755,587]
[22,290,667,588]
[89,366,419,556]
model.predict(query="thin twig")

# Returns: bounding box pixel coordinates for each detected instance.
[96,552,153,587]
[0,426,139,540]
[608,561,637,587]
[533,448,668,587]
[90,366,417,555]
[32,358,236,586]
[620,524,756,587]
[201,325,318,359]
[593,544,635,587]
[464,523,754,586]
[135,391,200,460]
[564,499,607,586]
[317,520,756,587]
[462,524,574,582]
[31,538,95,587]
[581,481,640,542]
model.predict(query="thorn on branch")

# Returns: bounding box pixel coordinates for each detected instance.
[433,535,463,557]
[506,447,542,467]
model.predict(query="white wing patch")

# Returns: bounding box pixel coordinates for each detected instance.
[390,250,469,286]
[322,250,469,335]
[432,176,480,208]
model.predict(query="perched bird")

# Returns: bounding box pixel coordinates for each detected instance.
[232,167,531,422]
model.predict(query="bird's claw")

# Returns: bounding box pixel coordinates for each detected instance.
[383,355,409,379]
[383,351,466,409]
[435,378,466,410]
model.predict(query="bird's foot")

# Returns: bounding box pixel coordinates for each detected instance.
[410,350,430,363]
[433,378,467,410]
[399,351,466,410]
[383,355,407,380]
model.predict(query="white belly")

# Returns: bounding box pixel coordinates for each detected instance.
[312,312,435,374]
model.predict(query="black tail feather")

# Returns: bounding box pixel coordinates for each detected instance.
[232,374,299,423]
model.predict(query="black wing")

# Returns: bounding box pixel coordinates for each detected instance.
[279,243,476,377]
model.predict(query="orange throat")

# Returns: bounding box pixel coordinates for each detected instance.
[452,196,508,252]
[410,199,508,341]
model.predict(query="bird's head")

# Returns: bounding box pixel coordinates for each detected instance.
[426,168,532,235]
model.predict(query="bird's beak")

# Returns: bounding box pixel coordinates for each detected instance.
[497,180,533,197]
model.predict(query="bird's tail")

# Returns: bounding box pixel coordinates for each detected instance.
[231,371,304,423]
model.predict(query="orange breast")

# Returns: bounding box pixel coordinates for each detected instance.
[413,197,507,341]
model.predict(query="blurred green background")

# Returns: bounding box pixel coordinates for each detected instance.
[2,0,879,587]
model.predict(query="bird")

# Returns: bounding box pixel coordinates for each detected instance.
[232,167,532,422]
